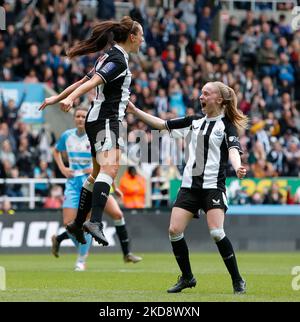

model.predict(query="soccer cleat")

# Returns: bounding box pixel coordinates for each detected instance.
[51,235,60,258]
[124,253,143,264]
[74,262,86,271]
[233,279,246,294]
[167,276,197,293]
[83,220,108,246]
[66,221,86,244]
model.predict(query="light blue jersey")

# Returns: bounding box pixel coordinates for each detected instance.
[55,128,92,208]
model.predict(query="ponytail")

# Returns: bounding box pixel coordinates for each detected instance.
[213,81,248,134]
[67,16,140,58]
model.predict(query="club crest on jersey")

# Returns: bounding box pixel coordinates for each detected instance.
[214,128,223,137]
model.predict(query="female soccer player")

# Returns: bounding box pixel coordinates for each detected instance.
[127,81,247,294]
[52,106,141,271]
[40,16,144,246]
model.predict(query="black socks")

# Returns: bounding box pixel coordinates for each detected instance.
[115,224,130,256]
[75,187,93,227]
[90,181,111,223]
[171,238,193,279]
[216,236,242,282]
[56,231,69,243]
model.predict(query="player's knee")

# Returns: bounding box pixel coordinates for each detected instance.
[114,217,125,226]
[169,232,184,242]
[111,210,123,220]
[209,228,225,242]
[101,166,119,179]
[83,176,94,192]
[88,175,96,184]
[168,225,183,237]
[63,218,70,227]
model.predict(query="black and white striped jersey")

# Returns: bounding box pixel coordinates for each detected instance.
[85,44,131,122]
[165,114,242,192]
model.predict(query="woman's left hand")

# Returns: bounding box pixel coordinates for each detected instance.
[236,166,247,179]
[60,98,73,112]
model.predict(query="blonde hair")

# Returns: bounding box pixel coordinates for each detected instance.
[212,81,248,133]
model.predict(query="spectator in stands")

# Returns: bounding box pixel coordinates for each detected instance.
[267,139,286,176]
[251,158,277,178]
[5,166,23,200]
[1,88,26,127]
[286,186,295,205]
[34,159,53,197]
[284,139,300,176]
[97,0,116,20]
[263,182,284,204]
[224,16,241,51]
[16,136,35,177]
[130,0,146,29]
[277,53,295,87]
[0,196,15,216]
[196,4,221,36]
[250,191,264,204]
[177,0,197,40]
[43,184,64,209]
[257,38,278,78]
[120,166,146,208]
[36,124,56,164]
[293,187,300,204]
[0,139,16,167]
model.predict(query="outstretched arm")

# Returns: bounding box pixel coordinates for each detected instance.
[39,76,88,110]
[59,74,104,112]
[127,101,166,130]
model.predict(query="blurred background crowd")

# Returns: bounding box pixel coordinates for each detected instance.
[0,0,300,211]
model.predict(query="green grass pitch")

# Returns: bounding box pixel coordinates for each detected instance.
[0,252,299,302]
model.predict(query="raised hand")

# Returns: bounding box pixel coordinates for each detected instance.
[39,96,59,110]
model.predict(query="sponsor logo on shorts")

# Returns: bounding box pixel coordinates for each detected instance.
[212,198,220,205]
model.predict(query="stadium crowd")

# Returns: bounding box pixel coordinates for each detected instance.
[0,0,300,210]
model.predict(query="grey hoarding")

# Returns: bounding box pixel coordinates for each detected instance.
[1,209,300,253]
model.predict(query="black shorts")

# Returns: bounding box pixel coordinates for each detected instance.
[173,188,228,217]
[85,118,124,157]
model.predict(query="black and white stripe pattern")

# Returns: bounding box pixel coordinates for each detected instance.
[85,45,131,123]
[166,114,242,192]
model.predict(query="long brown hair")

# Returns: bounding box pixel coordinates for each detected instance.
[213,81,248,133]
[68,16,140,58]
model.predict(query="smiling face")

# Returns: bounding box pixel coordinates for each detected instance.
[199,83,223,117]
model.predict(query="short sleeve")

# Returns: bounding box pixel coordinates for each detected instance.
[225,122,243,154]
[85,67,95,80]
[165,115,201,138]
[165,115,197,131]
[55,131,68,152]
[96,58,127,83]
